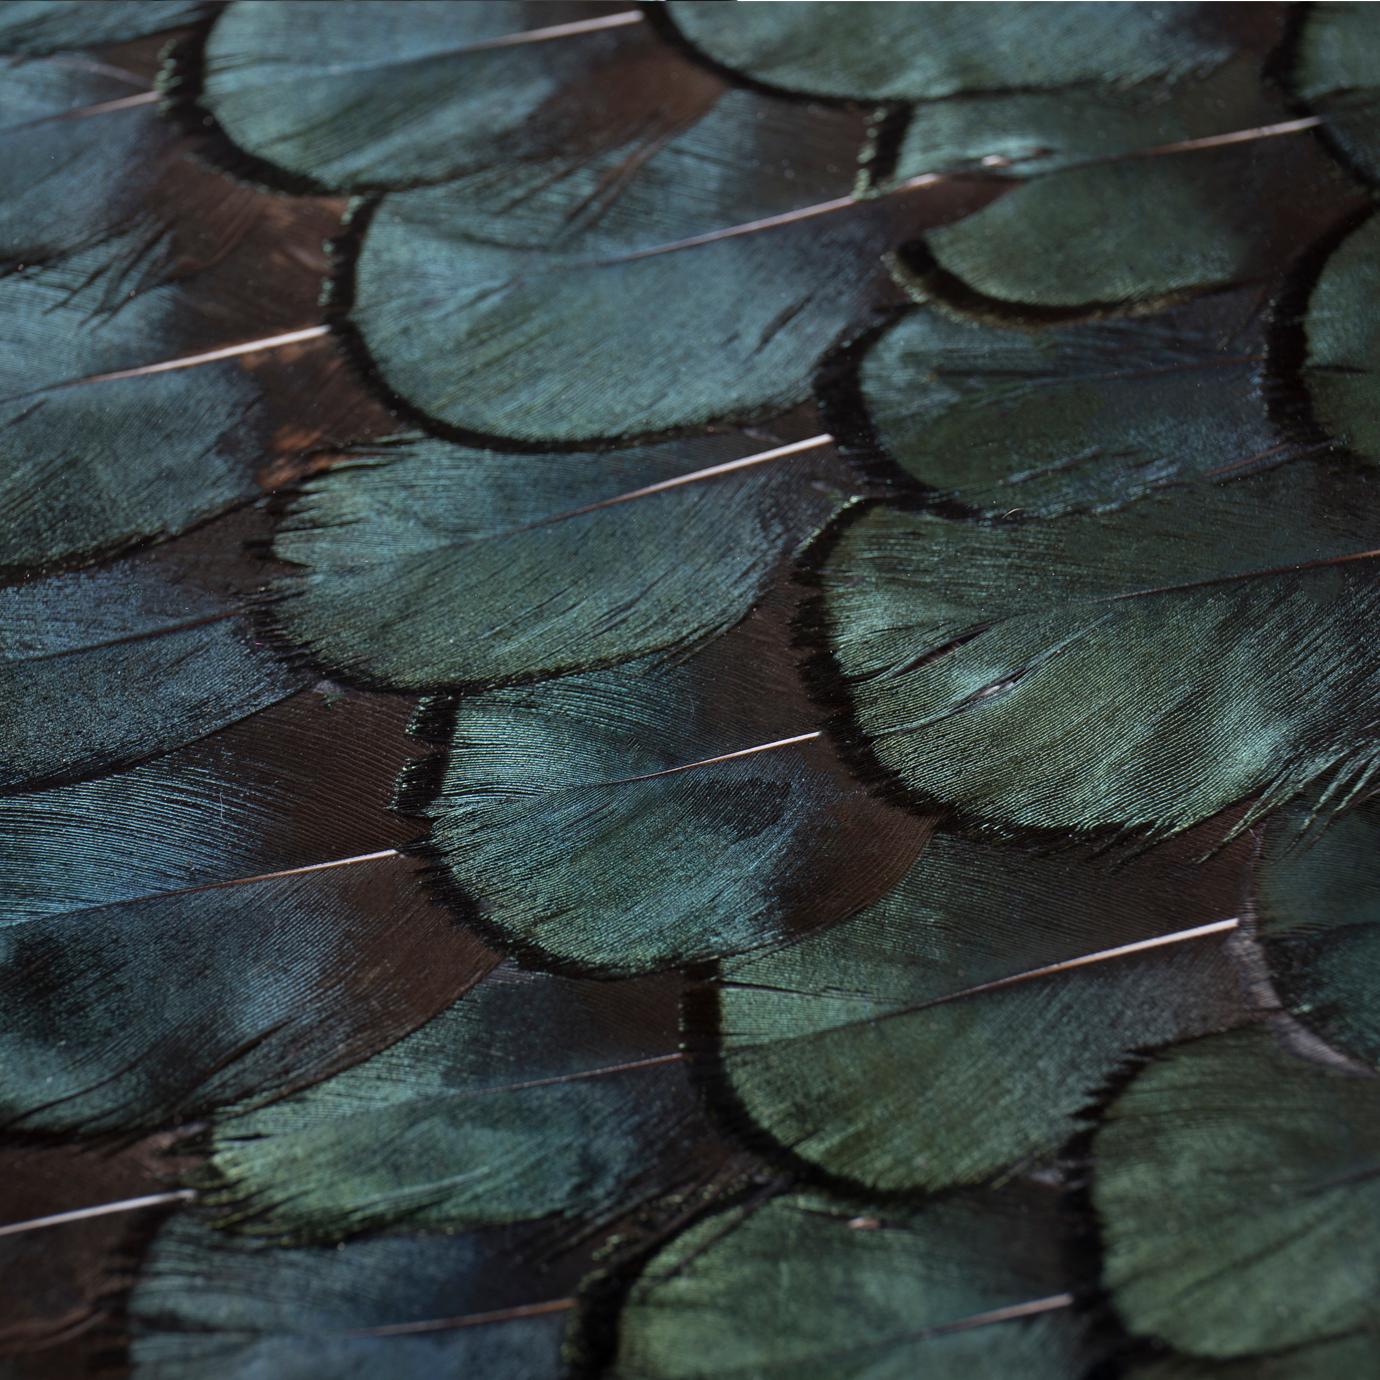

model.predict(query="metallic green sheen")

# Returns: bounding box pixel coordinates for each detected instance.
[272,433,842,690]
[1096,1027,1380,1356]
[0,557,298,788]
[208,966,697,1240]
[710,830,1244,1192]
[200,0,636,190]
[814,461,1380,839]
[856,292,1278,516]
[0,0,203,53]
[1293,1,1380,186]
[1304,213,1380,459]
[1257,802,1380,1067]
[611,1187,1093,1379]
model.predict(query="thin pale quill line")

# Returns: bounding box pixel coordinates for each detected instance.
[0,1190,196,1238]
[65,326,332,388]
[47,850,403,924]
[458,10,642,50]
[614,732,822,784]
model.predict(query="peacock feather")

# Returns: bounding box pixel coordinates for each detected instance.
[2,3,1379,1376]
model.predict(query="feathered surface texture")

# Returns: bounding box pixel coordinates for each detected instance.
[2,3,1379,1377]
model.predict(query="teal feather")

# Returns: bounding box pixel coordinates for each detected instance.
[0,59,163,263]
[3,4,1379,1376]
[401,599,931,974]
[0,1,205,54]
[197,0,653,191]
[0,540,301,789]
[0,242,274,571]
[0,687,416,922]
[1256,801,1380,1068]
[1291,1,1380,186]
[838,289,1283,516]
[129,1216,574,1378]
[1126,1335,1380,1378]
[808,461,1380,839]
[696,822,1247,1194]
[343,90,897,444]
[0,854,495,1134]
[665,1,1244,102]
[1303,211,1380,460]
[202,967,719,1241]
[271,431,845,690]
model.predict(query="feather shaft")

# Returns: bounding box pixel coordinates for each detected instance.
[0,1190,195,1238]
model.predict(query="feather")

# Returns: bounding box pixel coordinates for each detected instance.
[0,243,272,571]
[400,596,931,974]
[0,57,163,265]
[880,65,1267,183]
[0,1,206,54]
[194,0,661,192]
[827,287,1285,517]
[0,854,495,1134]
[0,529,302,790]
[913,133,1359,310]
[6,3,1380,1375]
[1290,0,1380,187]
[665,1,1252,100]
[1093,1025,1380,1358]
[1255,801,1380,1068]
[1125,1334,1380,1378]
[0,65,352,573]
[201,967,722,1241]
[0,1135,189,1369]
[128,1215,578,1378]
[0,685,419,922]
[806,460,1380,839]
[693,822,1249,1195]
[270,430,846,690]
[339,89,917,445]
[605,1184,1097,1379]
[1303,211,1380,459]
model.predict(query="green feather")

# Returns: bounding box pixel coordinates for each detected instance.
[844,290,1281,517]
[0,855,495,1134]
[344,89,892,443]
[1256,802,1380,1068]
[0,0,204,53]
[0,545,301,790]
[1304,212,1380,459]
[271,432,844,691]
[699,826,1246,1194]
[1094,1026,1380,1357]
[918,136,1354,309]
[197,0,654,191]
[665,1,1240,102]
[608,1185,1095,1379]
[403,604,931,975]
[808,461,1380,839]
[205,967,711,1241]
[1127,1334,1380,1379]
[880,63,1260,185]
[129,1215,571,1378]
[1292,1,1380,186]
